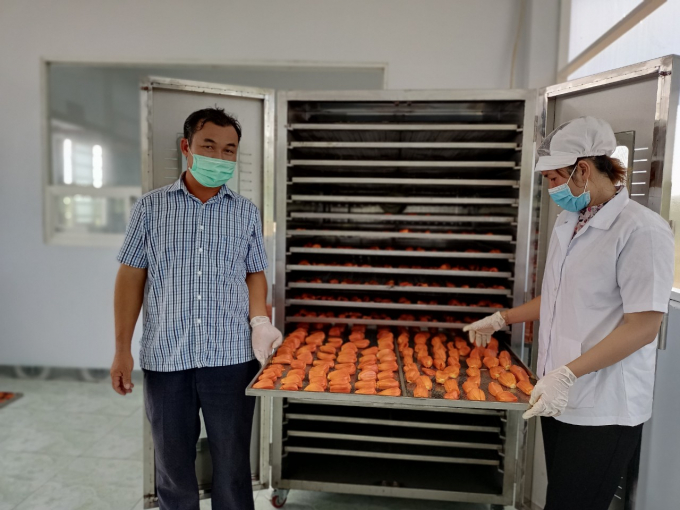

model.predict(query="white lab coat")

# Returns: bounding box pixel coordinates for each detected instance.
[537,188,674,426]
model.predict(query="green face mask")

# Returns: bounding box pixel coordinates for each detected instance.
[187,148,236,188]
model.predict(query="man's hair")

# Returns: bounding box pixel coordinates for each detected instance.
[183,107,242,144]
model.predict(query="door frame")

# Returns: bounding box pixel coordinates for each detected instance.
[140,76,276,507]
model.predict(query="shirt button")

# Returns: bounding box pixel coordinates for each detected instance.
[198,248,203,253]
[197,295,201,300]
[196,318,202,325]
[199,225,204,230]
[197,271,202,276]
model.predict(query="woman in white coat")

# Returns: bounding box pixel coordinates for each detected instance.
[464,116,674,510]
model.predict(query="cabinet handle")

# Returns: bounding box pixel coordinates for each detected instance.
[658,312,669,350]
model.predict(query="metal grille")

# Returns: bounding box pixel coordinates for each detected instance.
[281,99,526,332]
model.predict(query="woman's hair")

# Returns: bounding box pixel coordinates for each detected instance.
[556,155,627,185]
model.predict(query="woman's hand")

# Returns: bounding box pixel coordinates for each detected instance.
[462,311,506,347]
[522,365,577,419]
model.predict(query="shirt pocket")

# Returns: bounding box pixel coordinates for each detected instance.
[553,336,596,409]
[214,233,250,275]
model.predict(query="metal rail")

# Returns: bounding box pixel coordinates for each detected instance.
[290,177,519,186]
[285,431,503,450]
[289,212,516,224]
[287,283,512,296]
[289,141,518,150]
[285,299,506,314]
[283,446,500,466]
[287,265,512,278]
[288,123,520,131]
[289,159,519,168]
[290,195,519,205]
[289,247,514,259]
[284,316,511,331]
[287,230,515,241]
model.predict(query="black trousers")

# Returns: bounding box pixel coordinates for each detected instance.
[143,360,260,510]
[541,416,643,510]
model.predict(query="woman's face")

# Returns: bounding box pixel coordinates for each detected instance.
[541,164,587,193]
[541,169,569,190]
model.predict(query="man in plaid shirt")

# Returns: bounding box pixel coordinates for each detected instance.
[110,107,281,510]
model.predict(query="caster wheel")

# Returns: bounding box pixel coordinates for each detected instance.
[270,489,289,508]
[271,495,286,508]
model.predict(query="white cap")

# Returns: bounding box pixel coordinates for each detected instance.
[535,116,617,172]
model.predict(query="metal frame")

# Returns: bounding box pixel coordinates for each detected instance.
[273,89,538,507]
[140,77,276,507]
[275,88,537,335]
[268,397,522,506]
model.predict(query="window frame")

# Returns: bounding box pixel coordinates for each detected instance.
[41,59,387,247]
[558,0,666,81]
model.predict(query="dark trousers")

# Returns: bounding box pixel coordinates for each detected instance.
[541,416,643,510]
[143,360,260,510]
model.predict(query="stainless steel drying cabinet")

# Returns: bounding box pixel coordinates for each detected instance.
[256,89,539,508]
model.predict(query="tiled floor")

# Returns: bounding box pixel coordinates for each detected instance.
[0,375,495,510]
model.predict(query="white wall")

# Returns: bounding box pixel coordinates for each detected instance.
[0,0,559,368]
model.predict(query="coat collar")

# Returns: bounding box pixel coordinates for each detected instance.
[583,186,629,231]
[553,186,629,251]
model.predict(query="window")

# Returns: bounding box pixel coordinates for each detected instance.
[44,63,385,246]
[566,0,678,79]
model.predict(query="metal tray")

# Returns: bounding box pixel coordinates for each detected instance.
[288,282,512,296]
[398,336,534,407]
[246,329,532,411]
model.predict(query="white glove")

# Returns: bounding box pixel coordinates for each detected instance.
[522,365,577,419]
[251,316,283,365]
[462,311,506,347]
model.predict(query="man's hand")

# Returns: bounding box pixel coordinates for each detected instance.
[462,311,506,347]
[522,365,577,419]
[251,317,283,365]
[110,351,135,395]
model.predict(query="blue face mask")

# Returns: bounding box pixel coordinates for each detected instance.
[188,148,236,188]
[548,165,591,212]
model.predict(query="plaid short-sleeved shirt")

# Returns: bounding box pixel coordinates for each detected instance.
[117,174,268,372]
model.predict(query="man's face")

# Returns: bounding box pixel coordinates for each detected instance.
[183,122,239,168]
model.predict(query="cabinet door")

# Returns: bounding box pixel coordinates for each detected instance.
[534,56,677,276]
[140,77,275,507]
